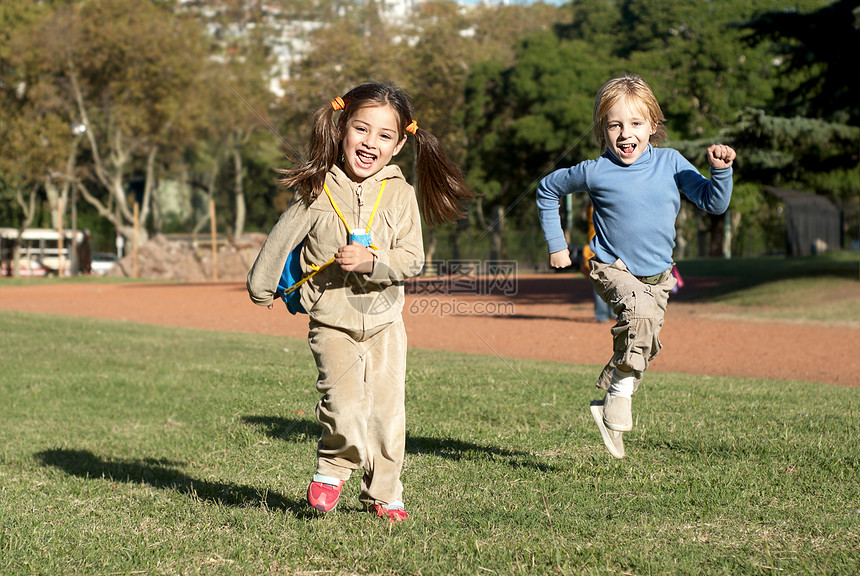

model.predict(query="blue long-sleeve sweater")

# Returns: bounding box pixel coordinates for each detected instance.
[536,145,733,277]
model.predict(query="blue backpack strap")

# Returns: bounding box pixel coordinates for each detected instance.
[275,240,306,315]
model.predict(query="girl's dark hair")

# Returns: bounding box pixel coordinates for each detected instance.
[278,82,472,226]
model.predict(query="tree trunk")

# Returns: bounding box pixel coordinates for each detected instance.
[43,178,64,231]
[192,162,220,239]
[696,212,708,257]
[232,146,246,239]
[490,205,504,264]
[424,228,437,275]
[722,210,735,258]
[10,184,38,277]
[43,142,78,231]
[674,203,690,260]
[69,65,151,245]
[730,209,742,255]
[145,147,162,234]
[449,217,469,261]
[475,195,486,232]
[708,213,724,257]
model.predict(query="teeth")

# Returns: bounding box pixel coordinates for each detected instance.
[356,151,374,168]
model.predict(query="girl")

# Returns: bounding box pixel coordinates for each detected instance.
[247,82,471,522]
[536,73,736,458]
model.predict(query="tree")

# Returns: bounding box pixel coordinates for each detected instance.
[183,3,277,240]
[585,0,843,257]
[608,0,823,140]
[284,0,408,118]
[1,0,82,273]
[743,0,860,125]
[464,29,617,246]
[728,1,860,251]
[12,0,210,245]
[727,108,859,251]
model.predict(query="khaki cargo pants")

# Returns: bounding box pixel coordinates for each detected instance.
[588,258,677,393]
[308,319,407,508]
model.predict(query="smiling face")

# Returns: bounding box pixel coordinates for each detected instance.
[604,97,655,165]
[340,104,406,183]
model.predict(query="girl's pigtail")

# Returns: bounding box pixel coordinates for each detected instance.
[277,100,341,200]
[412,125,474,226]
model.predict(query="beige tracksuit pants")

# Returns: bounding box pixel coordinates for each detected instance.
[589,258,677,393]
[308,319,407,507]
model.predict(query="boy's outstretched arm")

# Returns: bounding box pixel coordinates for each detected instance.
[707,144,736,169]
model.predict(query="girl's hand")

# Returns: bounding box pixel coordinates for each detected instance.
[549,249,572,269]
[707,144,736,169]
[336,242,375,273]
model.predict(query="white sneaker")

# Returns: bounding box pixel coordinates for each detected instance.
[603,393,633,432]
[590,401,625,459]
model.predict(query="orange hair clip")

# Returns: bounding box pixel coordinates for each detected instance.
[405,120,418,135]
[331,96,345,111]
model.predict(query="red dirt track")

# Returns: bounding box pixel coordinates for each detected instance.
[1,275,856,387]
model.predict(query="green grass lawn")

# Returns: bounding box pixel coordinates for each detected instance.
[1,308,858,575]
[674,253,860,325]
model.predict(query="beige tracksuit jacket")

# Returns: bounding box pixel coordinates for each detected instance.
[247,163,424,332]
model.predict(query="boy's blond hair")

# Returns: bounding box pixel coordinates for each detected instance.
[592,73,667,153]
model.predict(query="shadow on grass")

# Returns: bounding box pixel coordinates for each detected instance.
[35,448,314,517]
[242,415,559,472]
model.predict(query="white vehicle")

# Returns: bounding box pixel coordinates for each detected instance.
[0,227,91,277]
[90,252,118,276]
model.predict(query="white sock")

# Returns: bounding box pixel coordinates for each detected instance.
[608,369,635,398]
[312,473,342,486]
[383,500,405,510]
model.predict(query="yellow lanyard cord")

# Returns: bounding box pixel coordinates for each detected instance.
[365,180,386,232]
[285,180,387,295]
[323,183,352,232]
[283,256,334,296]
[323,180,386,248]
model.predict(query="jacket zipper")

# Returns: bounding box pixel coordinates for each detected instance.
[355,183,363,228]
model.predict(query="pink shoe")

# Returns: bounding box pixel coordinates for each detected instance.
[373,501,409,523]
[307,478,344,512]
